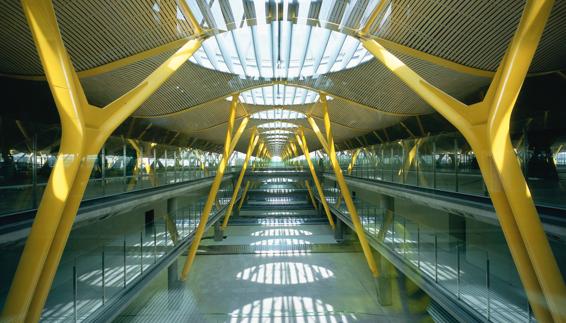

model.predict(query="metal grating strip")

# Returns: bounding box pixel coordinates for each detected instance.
[195,242,362,255]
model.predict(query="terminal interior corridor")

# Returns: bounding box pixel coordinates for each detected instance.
[117,223,391,322]
[114,179,430,323]
[0,0,565,322]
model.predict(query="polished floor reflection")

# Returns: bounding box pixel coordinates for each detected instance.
[116,222,431,322]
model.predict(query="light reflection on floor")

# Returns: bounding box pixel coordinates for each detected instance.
[257,218,305,226]
[250,228,314,237]
[250,238,312,246]
[228,296,355,323]
[116,223,413,322]
[236,262,334,285]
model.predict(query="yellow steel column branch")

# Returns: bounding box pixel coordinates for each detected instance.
[337,148,361,208]
[347,149,361,175]
[224,95,238,157]
[306,118,331,154]
[360,0,388,35]
[4,1,203,321]
[127,139,143,190]
[222,131,259,229]
[29,39,203,323]
[308,99,378,277]
[400,139,422,182]
[296,132,335,230]
[238,181,251,210]
[181,101,246,280]
[305,180,318,210]
[227,119,250,157]
[360,0,562,320]
[178,0,203,35]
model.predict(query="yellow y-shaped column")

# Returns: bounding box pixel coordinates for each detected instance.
[181,96,249,280]
[336,148,362,208]
[222,131,259,229]
[360,0,563,321]
[295,132,335,230]
[238,181,251,210]
[304,180,319,210]
[237,145,266,210]
[307,97,378,277]
[3,1,203,321]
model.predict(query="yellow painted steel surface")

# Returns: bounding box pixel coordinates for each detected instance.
[304,180,319,210]
[222,131,259,229]
[1,0,202,321]
[238,181,251,210]
[296,132,335,230]
[181,99,249,280]
[336,148,361,208]
[361,0,564,321]
[308,96,379,278]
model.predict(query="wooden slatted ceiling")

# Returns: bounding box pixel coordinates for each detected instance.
[78,45,489,117]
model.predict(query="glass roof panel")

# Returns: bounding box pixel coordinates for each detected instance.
[227,85,328,106]
[265,135,290,140]
[188,24,371,79]
[250,109,306,120]
[262,129,293,135]
[257,121,298,129]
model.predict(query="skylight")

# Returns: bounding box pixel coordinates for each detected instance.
[265,135,290,140]
[187,23,372,80]
[251,109,306,120]
[262,129,294,135]
[258,121,298,129]
[227,85,326,106]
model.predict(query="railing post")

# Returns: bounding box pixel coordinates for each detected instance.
[139,146,144,185]
[390,147,394,181]
[457,244,461,299]
[416,140,420,187]
[101,144,106,195]
[403,216,407,257]
[123,143,127,178]
[140,231,143,274]
[73,263,77,323]
[101,247,106,304]
[486,257,491,320]
[454,139,459,192]
[401,142,406,184]
[153,147,158,187]
[381,147,384,180]
[164,149,168,184]
[417,225,421,269]
[432,140,437,189]
[153,223,157,263]
[174,150,178,182]
[123,237,127,287]
[434,233,438,283]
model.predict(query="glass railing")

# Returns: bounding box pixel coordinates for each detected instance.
[318,186,561,323]
[0,124,237,216]
[37,186,234,322]
[321,133,566,209]
[0,168,241,217]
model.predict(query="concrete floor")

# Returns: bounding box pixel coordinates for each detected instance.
[115,223,429,322]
